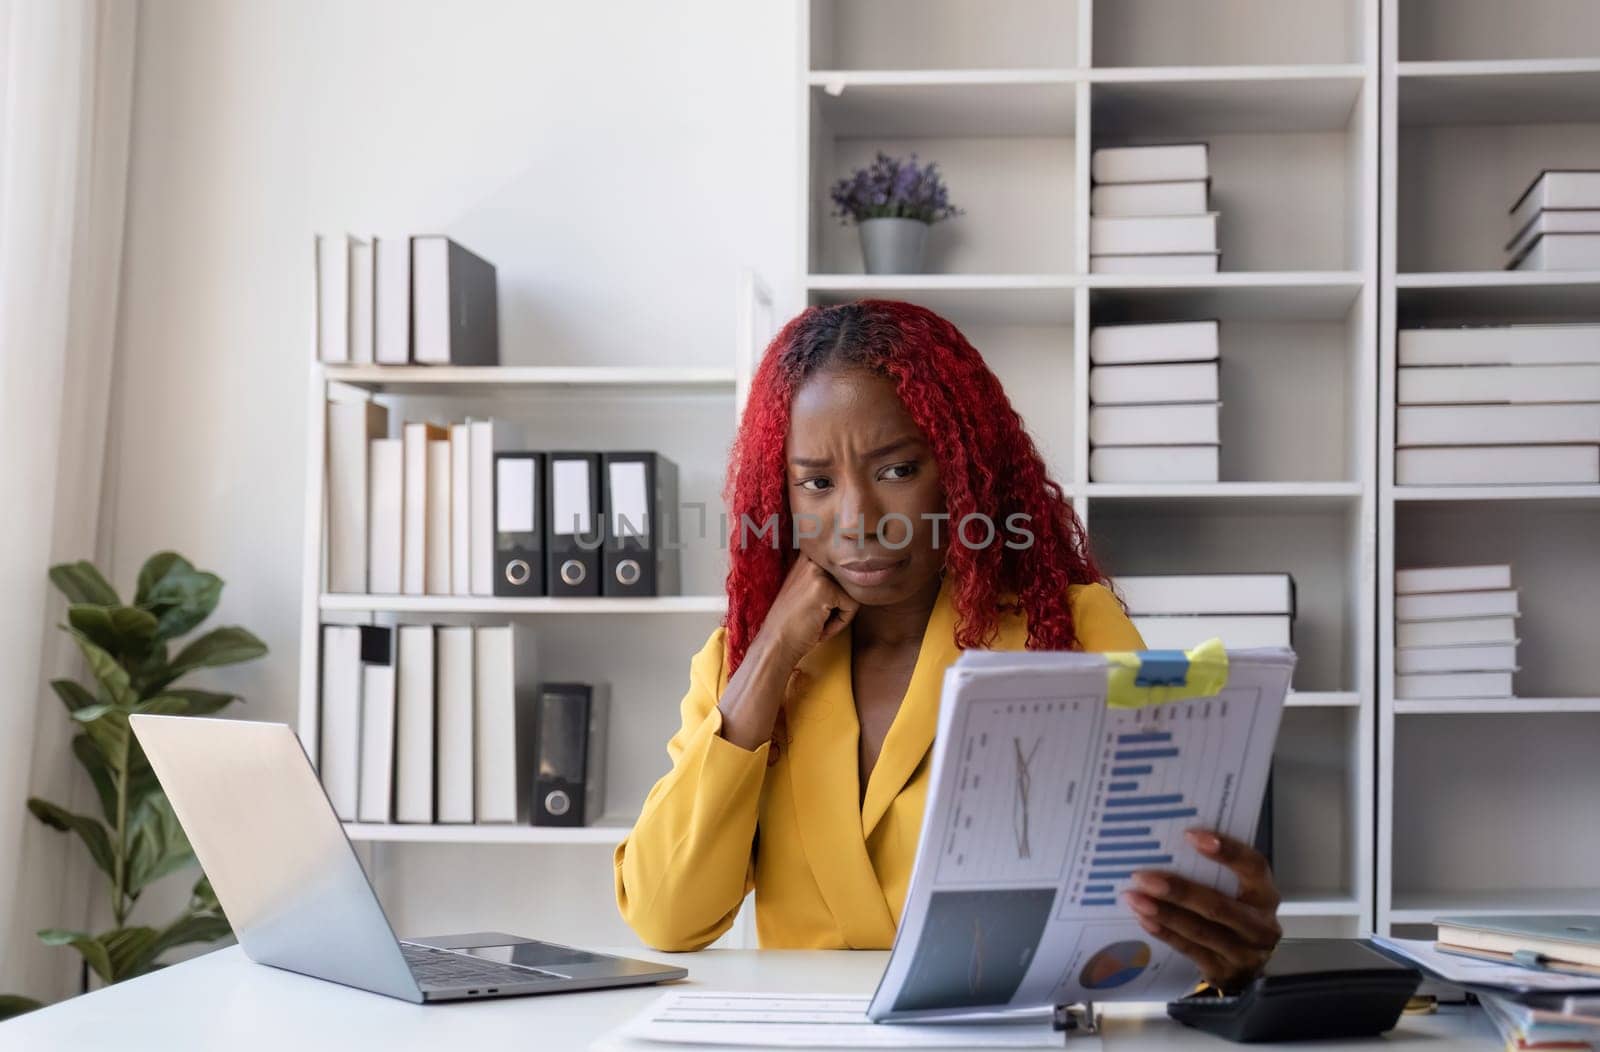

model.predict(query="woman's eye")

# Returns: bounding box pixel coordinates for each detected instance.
[797,477,832,493]
[880,462,918,481]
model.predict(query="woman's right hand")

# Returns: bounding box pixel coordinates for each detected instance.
[750,555,861,668]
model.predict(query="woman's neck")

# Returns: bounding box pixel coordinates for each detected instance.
[850,573,943,651]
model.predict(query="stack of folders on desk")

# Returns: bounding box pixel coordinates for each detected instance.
[1394,564,1518,700]
[317,623,609,827]
[1090,143,1218,274]
[1117,573,1295,651]
[314,234,499,365]
[1089,321,1220,482]
[1396,324,1600,485]
[1506,170,1600,271]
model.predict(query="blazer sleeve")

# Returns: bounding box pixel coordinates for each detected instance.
[1071,582,1148,651]
[613,626,770,951]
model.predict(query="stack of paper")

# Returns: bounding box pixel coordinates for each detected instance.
[1089,144,1218,274]
[1507,171,1600,271]
[1088,322,1221,483]
[1117,573,1294,651]
[1394,564,1518,700]
[1395,324,1600,486]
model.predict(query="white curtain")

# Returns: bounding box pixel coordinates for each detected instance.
[0,0,137,1002]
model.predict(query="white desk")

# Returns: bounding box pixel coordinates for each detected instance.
[1,945,1499,1052]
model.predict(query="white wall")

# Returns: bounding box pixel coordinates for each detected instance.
[104,0,797,952]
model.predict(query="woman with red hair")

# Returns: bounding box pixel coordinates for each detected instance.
[614,301,1282,991]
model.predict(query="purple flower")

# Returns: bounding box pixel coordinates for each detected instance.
[829,152,964,226]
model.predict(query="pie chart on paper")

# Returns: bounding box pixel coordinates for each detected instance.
[1079,939,1152,990]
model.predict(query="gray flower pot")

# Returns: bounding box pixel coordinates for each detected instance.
[858,217,929,275]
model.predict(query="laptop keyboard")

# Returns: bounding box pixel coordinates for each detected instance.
[401,943,560,989]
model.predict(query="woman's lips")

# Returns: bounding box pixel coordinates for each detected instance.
[834,557,909,587]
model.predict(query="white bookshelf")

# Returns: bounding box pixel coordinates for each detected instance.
[1377,0,1600,934]
[798,0,1380,936]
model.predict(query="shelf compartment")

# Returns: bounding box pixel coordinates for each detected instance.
[1396,697,1600,715]
[807,74,1078,138]
[345,817,633,845]
[1088,483,1364,506]
[1399,59,1600,126]
[1396,272,1600,326]
[1269,707,1361,902]
[320,595,727,615]
[809,0,1080,72]
[1289,691,1361,708]
[1277,896,1362,917]
[1088,273,1364,322]
[1389,888,1600,926]
[1399,1,1600,64]
[1091,71,1364,135]
[1093,0,1363,68]
[322,365,736,394]
[807,275,1076,325]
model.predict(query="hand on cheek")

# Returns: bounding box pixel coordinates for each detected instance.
[1119,829,1283,992]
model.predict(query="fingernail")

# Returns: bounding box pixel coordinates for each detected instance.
[1187,830,1221,853]
[1132,872,1167,895]
[1123,891,1157,917]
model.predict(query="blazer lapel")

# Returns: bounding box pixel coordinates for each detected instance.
[859,574,960,841]
[783,629,896,947]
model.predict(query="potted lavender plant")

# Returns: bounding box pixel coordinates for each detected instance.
[830,152,962,274]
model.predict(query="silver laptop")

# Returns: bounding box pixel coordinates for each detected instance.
[129,714,686,1003]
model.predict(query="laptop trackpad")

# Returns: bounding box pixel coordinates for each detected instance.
[456,940,618,979]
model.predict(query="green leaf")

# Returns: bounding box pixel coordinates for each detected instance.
[144,911,232,968]
[27,800,115,879]
[49,561,119,606]
[67,604,159,661]
[100,926,160,982]
[37,929,113,983]
[151,688,240,716]
[126,794,194,897]
[136,552,192,605]
[0,995,43,1020]
[49,677,98,715]
[128,641,170,697]
[141,559,223,641]
[68,703,132,782]
[71,734,119,824]
[63,628,137,708]
[190,874,220,914]
[154,626,267,689]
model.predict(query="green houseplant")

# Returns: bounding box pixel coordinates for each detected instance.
[0,553,267,1019]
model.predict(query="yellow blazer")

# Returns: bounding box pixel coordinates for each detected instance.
[613,575,1145,951]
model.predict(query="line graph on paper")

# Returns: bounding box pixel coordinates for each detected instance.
[935,695,1100,884]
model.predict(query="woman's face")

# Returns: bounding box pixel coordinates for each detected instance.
[785,365,947,606]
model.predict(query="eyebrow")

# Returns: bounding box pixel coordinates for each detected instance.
[789,435,923,469]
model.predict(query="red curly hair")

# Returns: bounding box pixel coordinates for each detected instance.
[722,299,1109,675]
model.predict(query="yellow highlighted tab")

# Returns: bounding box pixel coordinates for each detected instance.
[1104,638,1230,709]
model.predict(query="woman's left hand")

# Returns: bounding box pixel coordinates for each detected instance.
[1122,828,1282,992]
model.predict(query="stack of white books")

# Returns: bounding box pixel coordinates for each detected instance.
[1089,144,1218,274]
[1394,565,1519,701]
[326,402,518,595]
[317,623,541,825]
[1506,170,1600,271]
[1088,321,1221,482]
[1117,573,1295,651]
[1395,324,1600,485]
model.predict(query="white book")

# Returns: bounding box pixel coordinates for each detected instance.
[412,236,498,366]
[1397,616,1519,649]
[1090,320,1219,366]
[367,438,403,595]
[316,234,350,363]
[326,400,387,594]
[1513,232,1600,271]
[357,628,396,824]
[474,625,531,824]
[1396,589,1519,622]
[348,238,374,364]
[1396,643,1518,675]
[402,422,445,595]
[1395,670,1513,700]
[1090,445,1218,483]
[1116,574,1295,616]
[1092,144,1209,184]
[1090,362,1218,405]
[1396,445,1600,486]
[318,625,361,820]
[1508,170,1600,233]
[1091,213,1219,255]
[1399,325,1600,367]
[450,424,471,597]
[1091,180,1208,218]
[435,626,475,823]
[1091,252,1219,274]
[374,235,411,365]
[394,625,435,824]
[1089,403,1220,446]
[468,419,515,596]
[1395,565,1512,595]
[1398,404,1600,446]
[426,439,452,595]
[1506,209,1600,258]
[1133,614,1291,651]
[1397,365,1600,405]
